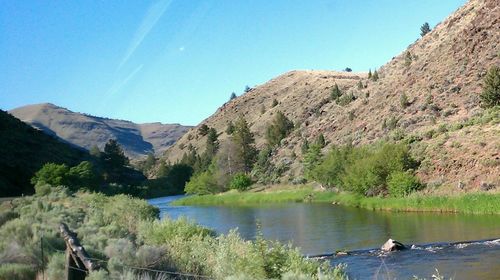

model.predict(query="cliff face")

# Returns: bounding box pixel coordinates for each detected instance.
[164,0,499,192]
[10,103,191,159]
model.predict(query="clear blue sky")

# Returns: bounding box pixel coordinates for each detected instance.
[0,0,466,125]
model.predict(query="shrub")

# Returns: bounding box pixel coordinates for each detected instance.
[330,84,342,101]
[230,173,253,191]
[184,171,219,195]
[387,171,422,197]
[198,124,210,136]
[46,253,65,280]
[30,163,69,187]
[0,264,36,280]
[272,99,278,107]
[400,93,409,108]
[480,66,500,108]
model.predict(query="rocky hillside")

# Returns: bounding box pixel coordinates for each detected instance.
[163,0,499,192]
[0,110,88,196]
[10,103,191,159]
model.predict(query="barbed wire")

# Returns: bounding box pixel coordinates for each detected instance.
[41,235,213,279]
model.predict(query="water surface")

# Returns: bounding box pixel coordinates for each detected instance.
[149,196,500,279]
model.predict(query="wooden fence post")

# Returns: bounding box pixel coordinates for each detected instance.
[60,223,100,279]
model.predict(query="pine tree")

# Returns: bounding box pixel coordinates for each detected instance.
[316,133,326,148]
[330,83,342,101]
[229,92,237,101]
[205,128,219,159]
[265,111,294,146]
[103,139,129,168]
[480,66,500,108]
[420,22,431,37]
[372,69,379,81]
[198,124,209,136]
[226,121,235,135]
[232,116,257,173]
[368,69,372,79]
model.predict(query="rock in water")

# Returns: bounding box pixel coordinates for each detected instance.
[381,239,407,252]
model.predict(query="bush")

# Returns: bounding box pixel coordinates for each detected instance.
[184,171,219,194]
[387,171,422,197]
[265,111,294,147]
[46,253,65,280]
[230,173,253,191]
[0,264,36,280]
[480,66,500,108]
[30,163,69,187]
[310,142,419,196]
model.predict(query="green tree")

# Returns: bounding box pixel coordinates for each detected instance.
[232,116,257,173]
[226,121,235,135]
[103,139,129,169]
[205,128,219,159]
[480,66,500,108]
[420,22,431,37]
[368,69,372,79]
[271,99,278,107]
[184,171,218,194]
[244,85,252,93]
[198,124,209,136]
[316,133,326,147]
[67,161,99,190]
[387,171,422,197]
[165,163,194,193]
[229,92,237,101]
[31,163,69,186]
[229,173,253,191]
[400,92,410,108]
[303,144,323,178]
[330,84,342,101]
[265,111,294,147]
[372,69,379,81]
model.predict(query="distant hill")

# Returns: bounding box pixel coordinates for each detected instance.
[0,110,88,196]
[162,0,499,192]
[10,103,191,159]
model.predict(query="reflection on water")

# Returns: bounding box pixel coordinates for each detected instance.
[148,196,500,279]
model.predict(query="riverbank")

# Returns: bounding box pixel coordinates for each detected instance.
[171,187,500,214]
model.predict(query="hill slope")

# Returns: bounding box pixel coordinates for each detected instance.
[163,0,499,192]
[0,110,88,196]
[10,103,191,159]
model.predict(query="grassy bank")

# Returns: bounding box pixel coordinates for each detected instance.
[0,187,346,279]
[172,187,500,215]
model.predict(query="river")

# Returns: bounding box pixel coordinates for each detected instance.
[148,195,500,279]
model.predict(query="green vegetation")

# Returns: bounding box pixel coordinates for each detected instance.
[230,173,253,191]
[400,92,410,108]
[0,110,87,196]
[230,92,237,101]
[372,69,379,81]
[173,187,500,214]
[198,124,209,136]
[0,188,346,279]
[480,65,500,108]
[265,111,294,147]
[272,99,279,107]
[308,142,420,197]
[420,22,431,37]
[330,84,342,101]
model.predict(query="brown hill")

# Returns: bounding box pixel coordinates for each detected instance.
[163,0,499,192]
[10,103,191,159]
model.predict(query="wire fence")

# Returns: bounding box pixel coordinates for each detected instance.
[40,233,214,279]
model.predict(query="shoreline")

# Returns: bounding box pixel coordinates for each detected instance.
[171,187,500,215]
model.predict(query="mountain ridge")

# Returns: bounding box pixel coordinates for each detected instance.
[9,103,192,159]
[161,0,499,192]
